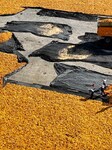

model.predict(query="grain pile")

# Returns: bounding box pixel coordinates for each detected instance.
[0,0,112,15]
[0,0,112,149]
[0,52,25,85]
[0,32,12,43]
[0,83,112,150]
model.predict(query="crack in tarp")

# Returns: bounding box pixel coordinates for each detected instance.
[0,21,72,41]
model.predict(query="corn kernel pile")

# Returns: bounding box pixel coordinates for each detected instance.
[0,52,25,85]
[0,53,112,150]
[0,1,112,149]
[0,0,112,15]
[0,52,112,149]
[0,83,112,150]
[0,32,12,43]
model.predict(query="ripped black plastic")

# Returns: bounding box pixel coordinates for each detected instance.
[1,21,72,41]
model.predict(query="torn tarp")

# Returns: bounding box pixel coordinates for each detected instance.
[0,32,24,53]
[29,40,112,68]
[50,63,112,96]
[1,21,72,41]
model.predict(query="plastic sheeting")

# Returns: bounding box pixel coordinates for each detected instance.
[37,8,97,22]
[0,33,24,53]
[29,40,112,65]
[50,63,112,96]
[1,21,72,41]
[78,32,101,42]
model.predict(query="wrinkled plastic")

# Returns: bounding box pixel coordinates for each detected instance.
[1,21,72,41]
[50,63,112,96]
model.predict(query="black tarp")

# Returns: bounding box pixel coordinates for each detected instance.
[1,21,72,41]
[50,63,112,96]
[29,40,112,68]
[37,8,97,22]
[0,32,24,53]
[78,32,101,42]
[13,50,28,63]
[0,32,28,63]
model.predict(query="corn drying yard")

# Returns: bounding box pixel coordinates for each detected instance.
[0,0,112,150]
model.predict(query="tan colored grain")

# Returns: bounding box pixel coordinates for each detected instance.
[0,83,112,150]
[0,52,25,86]
[0,0,112,15]
[0,32,12,43]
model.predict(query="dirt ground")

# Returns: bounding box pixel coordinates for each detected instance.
[0,0,112,15]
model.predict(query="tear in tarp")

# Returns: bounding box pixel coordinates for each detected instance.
[29,40,112,68]
[50,63,112,96]
[0,33,24,53]
[37,8,97,22]
[1,21,72,41]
